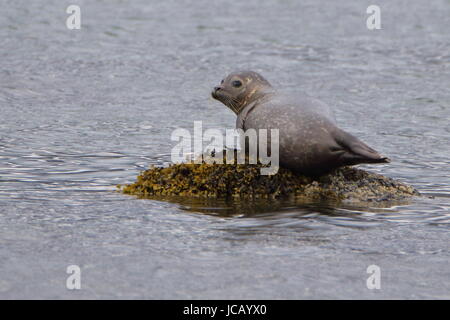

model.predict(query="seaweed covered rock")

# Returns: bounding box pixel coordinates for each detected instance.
[119,159,419,203]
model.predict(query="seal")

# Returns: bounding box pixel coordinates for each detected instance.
[211,70,390,176]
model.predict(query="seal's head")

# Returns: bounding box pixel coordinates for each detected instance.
[212,70,272,114]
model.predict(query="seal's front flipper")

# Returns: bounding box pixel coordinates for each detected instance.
[333,129,390,166]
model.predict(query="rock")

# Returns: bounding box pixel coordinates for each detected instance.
[118,156,419,204]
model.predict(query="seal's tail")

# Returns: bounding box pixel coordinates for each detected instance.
[333,129,391,166]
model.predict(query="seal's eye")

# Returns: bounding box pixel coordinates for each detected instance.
[232,80,242,88]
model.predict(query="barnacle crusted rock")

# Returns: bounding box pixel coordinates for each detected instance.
[119,157,419,203]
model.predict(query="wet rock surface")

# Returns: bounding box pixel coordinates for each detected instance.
[120,160,419,204]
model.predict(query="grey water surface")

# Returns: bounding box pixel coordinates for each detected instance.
[0,0,449,299]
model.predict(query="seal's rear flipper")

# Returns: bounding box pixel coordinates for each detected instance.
[333,129,391,166]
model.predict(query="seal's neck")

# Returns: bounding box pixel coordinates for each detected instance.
[234,86,274,115]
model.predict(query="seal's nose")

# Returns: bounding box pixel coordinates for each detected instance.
[211,86,222,99]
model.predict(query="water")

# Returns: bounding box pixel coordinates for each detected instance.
[0,0,449,299]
